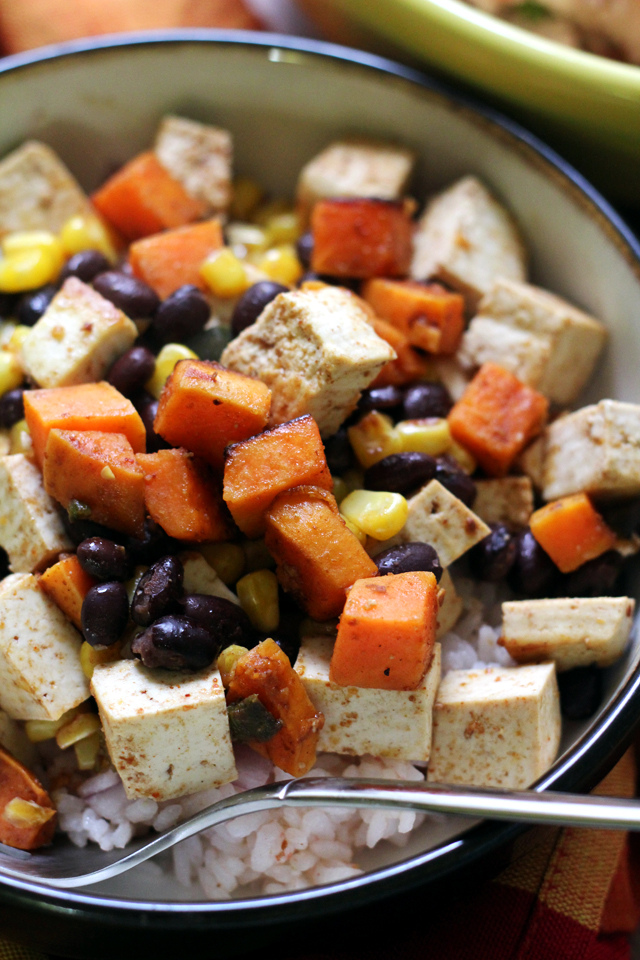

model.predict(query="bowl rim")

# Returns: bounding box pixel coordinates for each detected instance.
[0,26,639,929]
[303,0,640,89]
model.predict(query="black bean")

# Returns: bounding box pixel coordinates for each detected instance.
[323,427,356,475]
[179,594,255,648]
[403,382,453,420]
[357,385,404,416]
[375,542,443,582]
[131,615,219,671]
[0,294,18,321]
[595,497,640,539]
[77,537,132,582]
[107,346,156,397]
[558,665,604,720]
[130,555,184,626]
[230,281,288,337]
[135,392,168,453]
[60,250,111,284]
[468,523,516,582]
[295,231,313,269]
[61,509,124,547]
[0,388,24,429]
[434,455,477,507]
[93,271,160,319]
[17,284,57,326]
[508,529,560,597]
[81,581,129,647]
[364,452,437,495]
[151,285,210,345]
[559,550,624,598]
[0,546,9,580]
[126,518,181,565]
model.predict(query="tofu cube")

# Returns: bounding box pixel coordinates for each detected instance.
[436,569,464,639]
[0,141,92,237]
[154,115,232,217]
[459,279,607,405]
[20,277,138,388]
[501,596,635,671]
[296,138,415,221]
[220,286,395,436]
[398,479,491,567]
[472,476,535,530]
[0,454,72,572]
[0,573,89,720]
[91,659,237,801]
[179,551,240,605]
[410,176,527,312]
[295,636,441,761]
[427,663,560,789]
[535,400,640,501]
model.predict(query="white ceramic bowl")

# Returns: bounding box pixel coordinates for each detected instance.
[0,30,639,959]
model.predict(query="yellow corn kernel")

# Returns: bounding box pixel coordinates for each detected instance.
[0,350,23,396]
[55,711,101,750]
[348,410,402,469]
[3,798,55,828]
[0,247,60,293]
[263,211,301,247]
[199,542,245,586]
[395,418,452,457]
[448,438,477,475]
[225,222,269,259]
[80,640,122,680]
[340,513,368,544]
[74,731,102,771]
[9,418,32,456]
[24,706,81,743]
[8,324,32,355]
[252,198,291,227]
[236,569,279,633]
[145,343,199,399]
[340,489,409,540]
[230,177,264,222]
[331,476,349,505]
[3,230,65,276]
[200,247,249,299]
[216,644,249,688]
[59,213,118,262]
[242,539,276,572]
[256,244,302,286]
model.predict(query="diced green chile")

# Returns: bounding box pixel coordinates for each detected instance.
[227,695,283,743]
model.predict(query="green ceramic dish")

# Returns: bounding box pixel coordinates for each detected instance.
[296,0,640,210]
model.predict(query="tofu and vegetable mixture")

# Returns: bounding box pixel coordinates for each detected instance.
[0,119,635,897]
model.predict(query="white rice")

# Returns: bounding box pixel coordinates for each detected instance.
[47,574,509,899]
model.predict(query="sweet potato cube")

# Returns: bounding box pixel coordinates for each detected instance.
[227,638,324,777]
[39,555,97,630]
[223,415,333,539]
[310,198,413,278]
[91,150,205,241]
[330,571,439,691]
[136,448,234,543]
[368,315,430,388]
[43,429,146,537]
[154,359,271,470]
[264,485,379,620]
[128,218,224,299]
[0,746,56,850]
[448,362,549,477]
[362,278,465,355]
[24,381,146,469]
[529,493,617,573]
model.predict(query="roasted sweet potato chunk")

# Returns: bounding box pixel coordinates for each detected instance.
[362,278,465,355]
[39,554,98,630]
[128,218,224,299]
[227,638,324,776]
[136,448,234,542]
[154,359,272,470]
[223,415,333,538]
[310,198,413,278]
[43,429,146,537]
[264,485,379,620]
[0,747,56,850]
[530,493,617,574]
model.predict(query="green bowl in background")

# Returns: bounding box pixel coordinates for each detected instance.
[296,0,640,211]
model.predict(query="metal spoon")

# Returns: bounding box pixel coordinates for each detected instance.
[0,775,638,889]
